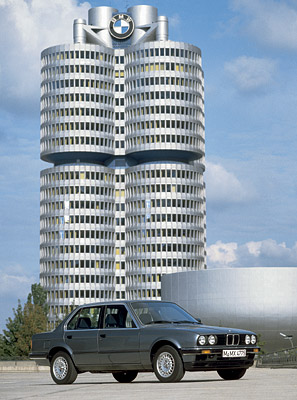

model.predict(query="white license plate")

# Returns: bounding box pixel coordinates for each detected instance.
[222,349,246,358]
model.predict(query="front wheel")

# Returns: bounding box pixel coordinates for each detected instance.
[217,368,247,380]
[50,351,78,385]
[112,371,138,383]
[153,345,184,383]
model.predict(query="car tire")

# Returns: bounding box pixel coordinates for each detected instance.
[112,371,138,383]
[217,368,247,380]
[50,351,78,385]
[153,345,184,383]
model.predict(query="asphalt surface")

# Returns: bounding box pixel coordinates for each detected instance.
[0,368,296,400]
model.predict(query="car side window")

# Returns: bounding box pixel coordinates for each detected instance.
[104,305,136,329]
[67,307,102,330]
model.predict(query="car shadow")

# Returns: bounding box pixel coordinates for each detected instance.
[41,378,224,386]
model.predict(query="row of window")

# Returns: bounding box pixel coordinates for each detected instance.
[41,93,113,108]
[41,132,203,153]
[49,289,113,300]
[126,228,204,241]
[126,198,203,212]
[41,259,115,270]
[126,184,203,198]
[41,124,113,138]
[41,50,114,66]
[127,104,202,120]
[127,168,203,181]
[126,213,203,227]
[41,200,114,212]
[41,244,114,257]
[40,215,114,229]
[128,88,203,104]
[126,62,202,78]
[41,229,114,242]
[126,243,204,255]
[41,170,114,184]
[42,105,203,125]
[41,107,114,123]
[41,227,204,244]
[42,64,113,80]
[41,46,200,69]
[41,185,114,197]
[128,289,161,299]
[41,79,114,95]
[42,167,203,184]
[126,46,200,62]
[45,274,114,285]
[126,257,203,270]
[127,76,200,92]
[126,127,203,145]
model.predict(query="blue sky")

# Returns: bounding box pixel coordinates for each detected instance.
[0,0,297,332]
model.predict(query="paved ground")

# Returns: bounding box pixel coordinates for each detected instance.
[1,368,296,400]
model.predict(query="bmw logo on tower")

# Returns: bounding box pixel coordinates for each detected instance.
[109,14,134,40]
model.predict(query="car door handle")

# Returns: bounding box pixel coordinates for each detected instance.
[66,335,72,339]
[99,334,106,338]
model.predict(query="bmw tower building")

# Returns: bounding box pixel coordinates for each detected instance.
[40,5,206,326]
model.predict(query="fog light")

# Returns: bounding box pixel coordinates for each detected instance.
[202,350,211,354]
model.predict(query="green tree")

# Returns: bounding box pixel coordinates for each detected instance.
[0,284,48,360]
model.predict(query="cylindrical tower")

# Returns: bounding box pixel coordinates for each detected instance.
[40,43,116,326]
[124,41,206,299]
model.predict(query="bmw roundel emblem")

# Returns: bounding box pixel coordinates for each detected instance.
[109,14,134,40]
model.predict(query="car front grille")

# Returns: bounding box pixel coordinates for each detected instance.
[226,334,240,346]
[217,334,245,346]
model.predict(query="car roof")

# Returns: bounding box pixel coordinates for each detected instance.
[75,300,174,309]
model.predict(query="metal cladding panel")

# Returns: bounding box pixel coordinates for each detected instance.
[162,268,297,352]
[128,5,158,44]
[88,6,118,47]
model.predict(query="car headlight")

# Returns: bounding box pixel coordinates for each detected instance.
[245,335,251,345]
[251,335,257,345]
[208,335,217,345]
[198,335,207,345]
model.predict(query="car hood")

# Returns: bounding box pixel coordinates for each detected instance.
[144,323,255,335]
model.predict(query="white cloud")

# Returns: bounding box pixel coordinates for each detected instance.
[0,0,90,115]
[207,239,297,268]
[230,0,297,51]
[205,161,255,205]
[0,263,36,299]
[169,13,181,28]
[224,56,276,93]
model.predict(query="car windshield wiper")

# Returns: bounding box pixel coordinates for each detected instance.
[173,320,201,324]
[146,320,173,325]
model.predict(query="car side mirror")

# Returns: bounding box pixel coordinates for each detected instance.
[195,317,202,324]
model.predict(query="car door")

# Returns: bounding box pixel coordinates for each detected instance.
[64,305,102,366]
[98,304,141,366]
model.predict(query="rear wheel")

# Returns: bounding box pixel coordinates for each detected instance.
[112,371,138,383]
[217,368,247,380]
[153,345,184,383]
[50,351,78,385]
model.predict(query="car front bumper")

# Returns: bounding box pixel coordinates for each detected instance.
[181,347,260,371]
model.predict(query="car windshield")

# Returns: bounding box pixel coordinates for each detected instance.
[131,302,199,325]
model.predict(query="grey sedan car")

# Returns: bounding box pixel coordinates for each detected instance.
[30,300,259,384]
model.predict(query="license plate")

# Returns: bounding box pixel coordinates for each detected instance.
[222,349,246,358]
